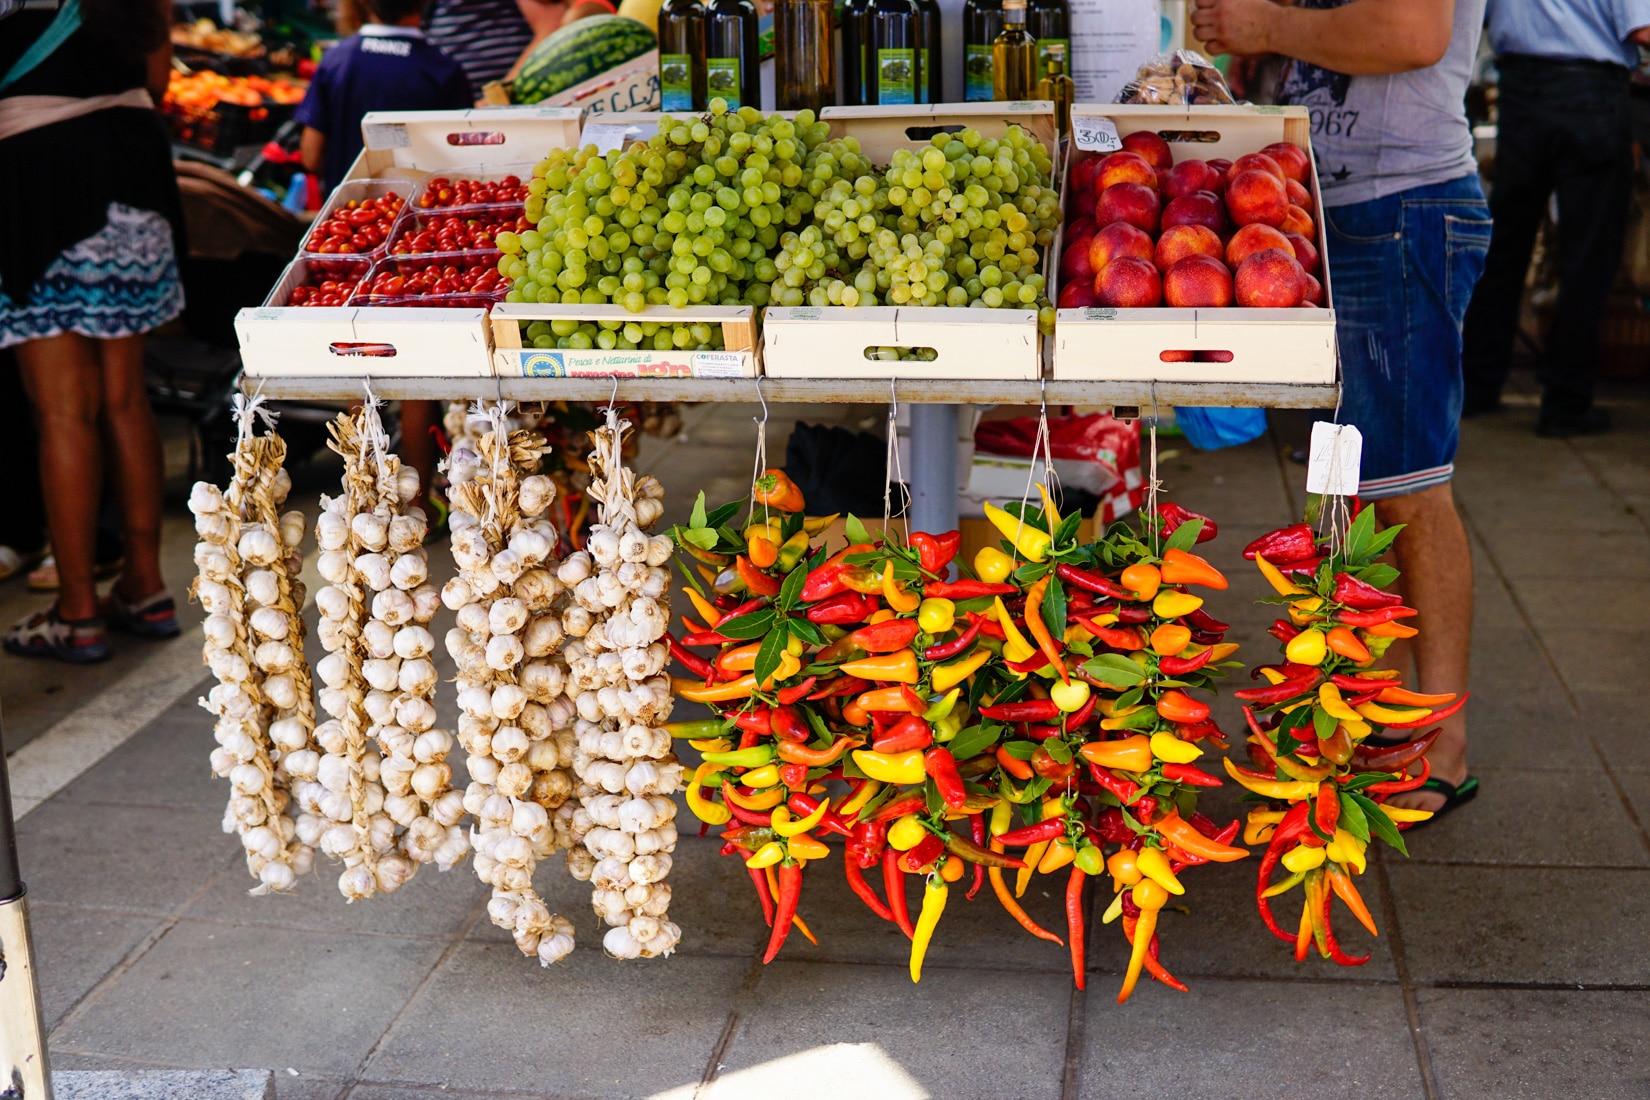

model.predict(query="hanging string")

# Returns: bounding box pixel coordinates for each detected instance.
[882,379,906,532]
[1013,378,1058,564]
[748,376,771,528]
[1144,383,1163,553]
[1315,383,1351,557]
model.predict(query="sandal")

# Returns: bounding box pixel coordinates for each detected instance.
[4,606,112,664]
[1399,775,1479,829]
[103,587,181,640]
[27,553,125,592]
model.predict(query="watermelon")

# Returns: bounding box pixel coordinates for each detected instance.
[511,16,657,103]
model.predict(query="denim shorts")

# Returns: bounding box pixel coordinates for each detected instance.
[1322,175,1491,499]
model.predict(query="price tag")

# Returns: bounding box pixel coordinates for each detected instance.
[1071,115,1121,153]
[578,122,633,155]
[361,122,410,150]
[1305,422,1363,496]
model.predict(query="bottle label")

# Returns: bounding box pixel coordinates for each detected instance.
[1037,38,1069,82]
[965,44,994,101]
[660,53,694,111]
[706,57,743,107]
[918,48,930,103]
[876,47,915,105]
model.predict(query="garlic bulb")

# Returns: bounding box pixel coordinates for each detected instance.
[443,402,577,965]
[190,409,317,897]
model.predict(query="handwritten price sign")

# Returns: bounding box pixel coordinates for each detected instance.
[1071,115,1122,153]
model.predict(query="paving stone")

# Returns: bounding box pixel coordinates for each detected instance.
[1480,527,1650,580]
[1534,628,1650,693]
[1078,977,1422,1099]
[1386,863,1650,985]
[27,903,159,1030]
[1402,767,1647,866]
[1580,691,1650,772]
[53,920,445,1077]
[1455,689,1592,771]
[55,698,223,812]
[1418,987,1650,1100]
[363,943,744,1097]
[1504,579,1650,637]
[16,800,236,914]
[347,1088,528,1100]
[53,1069,275,1099]
[704,961,1070,1100]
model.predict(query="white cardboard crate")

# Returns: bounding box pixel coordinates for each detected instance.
[760,102,1057,381]
[490,302,759,378]
[1052,104,1338,386]
[236,107,584,379]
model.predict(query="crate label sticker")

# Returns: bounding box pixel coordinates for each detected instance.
[876,49,916,105]
[706,58,743,108]
[519,348,736,378]
[787,307,823,321]
[1305,422,1363,496]
[1071,115,1121,153]
[691,351,747,377]
[362,122,411,150]
[659,54,694,112]
[579,122,633,154]
[1079,307,1119,321]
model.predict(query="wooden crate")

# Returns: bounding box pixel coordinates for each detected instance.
[490,302,759,378]
[1053,103,1338,386]
[760,101,1059,381]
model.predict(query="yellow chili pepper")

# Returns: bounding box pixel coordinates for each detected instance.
[1223,757,1321,801]
[1016,841,1046,896]
[1035,482,1062,530]
[837,779,882,818]
[1150,730,1202,764]
[924,687,962,722]
[1255,554,1306,596]
[1262,871,1305,898]
[745,841,785,869]
[1281,844,1326,873]
[989,800,1013,836]
[1285,629,1328,666]
[673,674,758,703]
[742,764,782,788]
[1049,678,1090,713]
[882,563,921,613]
[1244,808,1286,846]
[993,597,1038,663]
[1119,879,1169,1003]
[909,874,949,983]
[788,832,830,861]
[918,598,955,635]
[1037,837,1077,874]
[1324,828,1367,874]
[1079,735,1153,772]
[1257,667,1289,685]
[803,513,838,535]
[685,763,731,825]
[772,802,828,837]
[683,587,722,628]
[984,501,1051,562]
[1135,846,1184,895]
[723,781,786,811]
[975,545,1014,583]
[1319,682,1362,722]
[1101,890,1125,924]
[1355,701,1432,725]
[841,649,919,684]
[1152,591,1204,619]
[688,737,733,752]
[888,813,929,850]
[776,529,811,572]
[1379,804,1435,824]
[932,648,990,693]
[852,749,927,785]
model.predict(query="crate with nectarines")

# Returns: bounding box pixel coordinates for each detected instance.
[1052,104,1336,386]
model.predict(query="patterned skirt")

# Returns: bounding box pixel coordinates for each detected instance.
[0,201,185,349]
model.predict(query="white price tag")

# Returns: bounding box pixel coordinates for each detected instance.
[1071,116,1121,153]
[1305,422,1363,496]
[578,122,633,155]
[361,122,410,150]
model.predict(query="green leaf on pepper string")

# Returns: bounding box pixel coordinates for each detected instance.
[689,492,709,529]
[1163,517,1205,553]
[1114,685,1145,710]
[679,526,719,551]
[1022,775,1053,802]
[1279,704,1314,733]
[705,500,743,529]
[1342,506,1377,563]
[801,661,840,677]
[804,544,827,572]
[948,723,1000,761]
[888,557,921,582]
[1312,705,1338,743]
[787,616,824,646]
[925,783,944,816]
[780,510,805,539]
[752,622,790,687]
[992,676,1031,705]
[1042,575,1067,637]
[1351,791,1408,856]
[1067,638,1094,658]
[717,609,776,640]
[845,513,871,545]
[673,555,710,599]
[777,562,807,610]
[1054,510,1084,548]
[1043,739,1072,764]
[1340,771,1389,793]
[1354,562,1400,590]
[1115,708,1160,730]
[1361,524,1403,564]
[1337,791,1371,844]
[1002,741,1037,761]
[1119,808,1149,835]
[1013,560,1051,585]
[953,595,997,615]
[803,707,831,740]
[1082,653,1147,687]
[1174,788,1198,818]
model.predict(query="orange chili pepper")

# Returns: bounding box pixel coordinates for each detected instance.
[1150,623,1192,657]
[747,534,779,569]
[1363,621,1418,638]
[1325,625,1372,663]
[842,649,919,685]
[1159,547,1228,590]
[1023,576,1070,684]
[1375,686,1457,707]
[996,744,1034,780]
[735,554,782,597]
[752,468,806,512]
[683,587,722,628]
[1155,811,1249,863]
[856,687,920,714]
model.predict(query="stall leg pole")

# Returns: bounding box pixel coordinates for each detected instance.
[0,723,50,1100]
[908,404,960,538]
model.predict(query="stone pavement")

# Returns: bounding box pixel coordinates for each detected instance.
[10,380,1650,1100]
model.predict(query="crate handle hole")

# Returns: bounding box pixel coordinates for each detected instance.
[1160,349,1234,363]
[1155,129,1222,144]
[446,131,506,146]
[863,346,939,362]
[329,342,399,357]
[904,124,965,142]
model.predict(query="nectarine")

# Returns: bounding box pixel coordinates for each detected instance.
[1261,141,1312,185]
[1163,159,1222,201]
[1226,223,1292,268]
[1225,170,1288,228]
[1088,221,1154,272]
[1154,224,1223,271]
[1096,151,1158,192]
[1094,255,1162,307]
[1228,152,1285,184]
[1162,192,1227,238]
[1281,204,1315,237]
[1235,248,1306,308]
[1283,231,1319,275]
[1095,183,1161,235]
[1286,179,1313,215]
[1122,130,1173,170]
[1162,254,1233,308]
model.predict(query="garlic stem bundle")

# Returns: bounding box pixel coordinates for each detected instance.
[568,410,681,960]
[444,404,578,966]
[192,410,316,895]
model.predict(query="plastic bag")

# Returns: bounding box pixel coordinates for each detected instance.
[1115,50,1235,105]
[973,412,1147,522]
[1174,406,1268,450]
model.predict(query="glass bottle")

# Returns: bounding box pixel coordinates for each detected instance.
[962,0,1002,102]
[1027,0,1069,85]
[913,0,942,104]
[865,0,920,106]
[840,0,872,105]
[657,0,708,112]
[775,0,836,110]
[704,0,762,110]
[992,0,1035,101]
[1035,41,1074,136]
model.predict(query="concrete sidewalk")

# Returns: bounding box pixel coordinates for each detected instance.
[12,383,1650,1099]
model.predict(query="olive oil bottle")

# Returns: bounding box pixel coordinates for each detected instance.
[657,0,707,111]
[962,0,1002,102]
[1035,41,1074,135]
[992,0,1035,101]
[704,0,762,109]
[840,0,872,105]
[865,0,920,106]
[913,0,942,103]
[1027,0,1069,85]
[775,0,836,110]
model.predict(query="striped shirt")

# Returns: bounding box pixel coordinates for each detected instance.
[424,0,537,88]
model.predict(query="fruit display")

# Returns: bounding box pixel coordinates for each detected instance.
[172,18,265,58]
[1059,133,1321,311]
[355,257,511,306]
[164,70,305,152]
[1235,508,1457,962]
[287,277,362,307]
[305,194,406,256]
[394,212,534,255]
[165,70,305,109]
[510,15,659,104]
[416,175,532,210]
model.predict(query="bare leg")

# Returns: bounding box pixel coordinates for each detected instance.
[14,333,104,621]
[1373,483,1472,812]
[399,400,441,504]
[95,335,167,601]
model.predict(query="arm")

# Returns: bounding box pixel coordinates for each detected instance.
[1191,0,1456,75]
[301,126,326,175]
[144,0,173,104]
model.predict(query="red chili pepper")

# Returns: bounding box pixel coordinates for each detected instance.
[1232,670,1322,705]
[1268,619,1302,644]
[967,814,987,900]
[1321,884,1370,966]
[808,675,872,700]
[851,818,887,859]
[1277,555,1324,577]
[776,676,818,705]
[996,744,1034,780]
[924,747,968,808]
[1006,649,1052,674]
[1380,694,1468,729]
[1335,606,1419,627]
[763,862,803,962]
[746,861,776,927]
[725,795,774,828]
[1366,756,1431,795]
[850,618,921,653]
[1086,763,1143,806]
[980,698,1062,722]
[1158,648,1214,675]
[872,713,934,753]
[910,529,962,574]
[768,705,810,743]
[1080,617,1145,652]
[1160,762,1221,787]
[720,596,769,624]
[800,545,874,602]
[996,817,1066,846]
[1331,673,1400,691]
[1256,802,1314,942]
[788,793,853,836]
[1063,691,1099,734]
[1352,727,1442,770]
[969,611,1007,641]
[1114,603,1154,624]
[667,634,715,677]
[1093,806,1133,844]
[1176,717,1227,746]
[1024,723,1062,741]
[1066,866,1087,989]
[733,709,772,735]
[1314,780,1340,836]
[1156,500,1218,543]
[883,851,916,938]
[806,590,878,624]
[925,578,1020,601]
[923,617,982,661]
[869,793,929,823]
[1185,608,1230,634]
[682,629,735,647]
[897,831,945,873]
[1331,571,1404,611]
[845,855,896,921]
[1055,563,1134,600]
[1244,523,1317,562]
[778,761,808,789]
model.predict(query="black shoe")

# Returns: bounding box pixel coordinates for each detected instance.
[1460,390,1502,418]
[1536,406,1611,438]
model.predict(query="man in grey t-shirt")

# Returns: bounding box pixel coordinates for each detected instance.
[1192,0,1489,819]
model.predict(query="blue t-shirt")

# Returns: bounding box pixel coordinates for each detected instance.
[1487,0,1650,68]
[294,25,474,191]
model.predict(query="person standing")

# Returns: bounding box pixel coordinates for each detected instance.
[0,0,183,663]
[1191,0,1491,816]
[1459,0,1650,435]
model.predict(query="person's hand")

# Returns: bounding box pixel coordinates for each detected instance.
[1630,24,1650,46]
[1191,0,1279,58]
